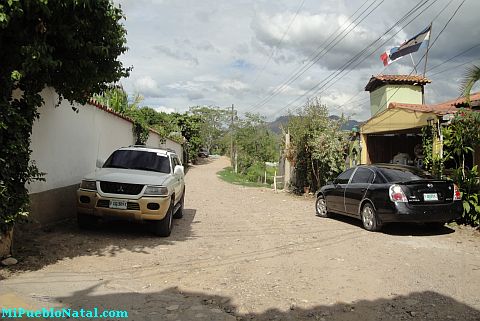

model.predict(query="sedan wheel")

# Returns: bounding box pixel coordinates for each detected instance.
[361,203,381,232]
[315,195,330,218]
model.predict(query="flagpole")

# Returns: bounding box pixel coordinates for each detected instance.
[422,22,433,77]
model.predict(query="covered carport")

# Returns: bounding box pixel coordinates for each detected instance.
[360,102,452,165]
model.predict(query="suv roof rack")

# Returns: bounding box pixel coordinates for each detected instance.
[126,145,177,154]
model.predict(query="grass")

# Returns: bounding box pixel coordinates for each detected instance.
[217,167,271,188]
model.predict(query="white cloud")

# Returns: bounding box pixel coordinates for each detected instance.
[115,0,480,121]
[134,76,163,98]
[153,105,175,114]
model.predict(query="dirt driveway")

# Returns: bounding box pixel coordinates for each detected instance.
[1,156,480,321]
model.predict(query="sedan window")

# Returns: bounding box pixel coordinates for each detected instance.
[350,168,374,184]
[380,167,433,182]
[104,150,171,173]
[335,168,355,184]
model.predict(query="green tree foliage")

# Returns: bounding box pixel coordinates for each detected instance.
[189,106,230,153]
[421,110,480,226]
[286,99,349,193]
[0,0,129,236]
[442,110,480,226]
[175,113,202,163]
[93,85,143,114]
[234,113,279,181]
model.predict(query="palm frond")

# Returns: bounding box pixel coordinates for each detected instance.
[459,64,480,105]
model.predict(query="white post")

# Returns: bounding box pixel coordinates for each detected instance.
[274,170,277,192]
[284,130,291,189]
[234,150,238,173]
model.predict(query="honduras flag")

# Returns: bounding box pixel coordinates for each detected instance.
[380,25,431,66]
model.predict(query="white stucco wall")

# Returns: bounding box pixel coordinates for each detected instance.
[28,88,183,194]
[160,139,184,164]
[145,133,183,164]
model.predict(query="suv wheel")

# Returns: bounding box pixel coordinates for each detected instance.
[153,199,174,237]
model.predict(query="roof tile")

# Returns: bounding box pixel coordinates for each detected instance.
[365,74,431,92]
[387,92,480,115]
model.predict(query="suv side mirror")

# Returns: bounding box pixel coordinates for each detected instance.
[326,180,334,186]
[174,165,184,176]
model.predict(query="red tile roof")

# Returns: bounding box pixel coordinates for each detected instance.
[87,99,162,136]
[388,92,480,115]
[431,92,480,108]
[365,74,431,92]
[388,102,454,115]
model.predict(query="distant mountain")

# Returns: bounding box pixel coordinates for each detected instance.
[267,116,290,134]
[268,115,363,134]
[328,115,363,131]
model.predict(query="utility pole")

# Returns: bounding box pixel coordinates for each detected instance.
[230,104,234,168]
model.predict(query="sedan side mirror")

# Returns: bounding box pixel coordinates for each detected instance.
[174,165,184,176]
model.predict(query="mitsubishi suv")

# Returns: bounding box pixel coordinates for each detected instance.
[77,146,185,236]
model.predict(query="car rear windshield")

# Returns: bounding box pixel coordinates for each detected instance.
[103,150,171,173]
[379,167,434,182]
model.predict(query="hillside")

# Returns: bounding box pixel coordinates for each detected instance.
[268,115,363,134]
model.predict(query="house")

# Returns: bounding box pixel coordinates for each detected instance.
[359,74,480,168]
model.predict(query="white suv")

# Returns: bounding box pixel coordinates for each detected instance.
[77,146,185,236]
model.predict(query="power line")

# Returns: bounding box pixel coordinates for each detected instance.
[427,43,480,73]
[249,0,307,88]
[429,58,479,78]
[244,0,381,113]
[324,0,457,115]
[372,0,468,115]
[268,0,436,118]
[303,0,441,107]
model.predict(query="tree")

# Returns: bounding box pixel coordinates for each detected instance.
[0,0,129,258]
[286,99,349,193]
[93,85,143,114]
[460,64,480,104]
[188,106,230,153]
[234,113,279,180]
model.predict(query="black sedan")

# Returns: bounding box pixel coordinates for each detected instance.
[315,164,462,231]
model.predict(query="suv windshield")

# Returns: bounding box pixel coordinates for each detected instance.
[103,150,171,173]
[380,167,433,182]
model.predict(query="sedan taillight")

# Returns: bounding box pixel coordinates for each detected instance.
[453,184,462,201]
[389,184,407,202]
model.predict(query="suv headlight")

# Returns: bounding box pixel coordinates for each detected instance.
[80,180,97,191]
[144,185,168,196]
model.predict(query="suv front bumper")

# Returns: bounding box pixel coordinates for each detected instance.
[77,189,170,221]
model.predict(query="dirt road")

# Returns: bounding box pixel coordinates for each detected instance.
[1,156,480,320]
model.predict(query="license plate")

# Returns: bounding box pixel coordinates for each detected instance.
[109,199,127,209]
[423,193,438,201]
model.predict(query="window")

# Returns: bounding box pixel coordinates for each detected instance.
[103,150,171,173]
[335,168,355,184]
[380,167,433,182]
[350,168,374,184]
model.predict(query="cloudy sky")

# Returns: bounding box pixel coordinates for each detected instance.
[114,0,479,121]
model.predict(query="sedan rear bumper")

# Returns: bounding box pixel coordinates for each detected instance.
[378,201,462,223]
